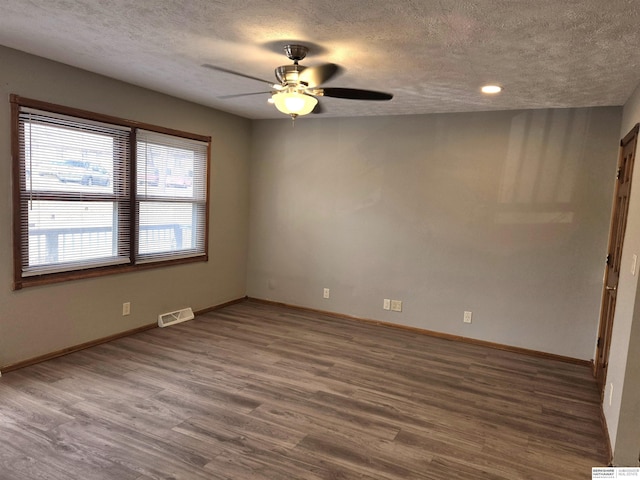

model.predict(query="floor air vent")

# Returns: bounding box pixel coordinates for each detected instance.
[158,307,194,328]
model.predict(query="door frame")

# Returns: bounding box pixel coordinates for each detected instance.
[595,124,639,392]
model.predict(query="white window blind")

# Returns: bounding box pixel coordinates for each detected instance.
[18,108,131,276]
[13,97,211,288]
[136,130,208,262]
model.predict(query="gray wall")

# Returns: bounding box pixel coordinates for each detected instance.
[605,81,640,465]
[247,108,621,360]
[0,46,251,368]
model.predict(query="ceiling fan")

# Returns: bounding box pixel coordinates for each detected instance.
[203,44,393,119]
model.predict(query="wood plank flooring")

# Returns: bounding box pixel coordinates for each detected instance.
[0,300,609,479]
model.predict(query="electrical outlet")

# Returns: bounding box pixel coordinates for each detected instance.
[122,302,131,316]
[390,300,402,312]
[383,299,391,310]
[323,288,330,299]
[464,311,472,323]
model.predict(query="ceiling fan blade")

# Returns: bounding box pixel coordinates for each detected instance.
[299,63,341,87]
[218,91,271,100]
[321,88,393,101]
[202,64,273,86]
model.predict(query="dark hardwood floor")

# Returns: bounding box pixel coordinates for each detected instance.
[0,300,608,479]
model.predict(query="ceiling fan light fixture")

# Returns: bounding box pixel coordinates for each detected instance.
[206,44,392,117]
[272,91,317,116]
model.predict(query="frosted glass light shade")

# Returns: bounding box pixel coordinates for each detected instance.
[272,91,318,116]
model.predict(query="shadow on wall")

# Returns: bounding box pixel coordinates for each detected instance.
[499,109,585,213]
[491,109,590,252]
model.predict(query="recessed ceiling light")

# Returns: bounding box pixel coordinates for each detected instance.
[481,85,502,94]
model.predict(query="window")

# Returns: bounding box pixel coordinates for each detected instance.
[136,130,208,262]
[12,96,210,289]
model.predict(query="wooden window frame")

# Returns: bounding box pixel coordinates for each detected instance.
[11,95,211,290]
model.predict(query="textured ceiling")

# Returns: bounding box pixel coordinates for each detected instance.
[1,0,640,119]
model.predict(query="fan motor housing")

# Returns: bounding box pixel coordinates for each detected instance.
[275,64,307,85]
